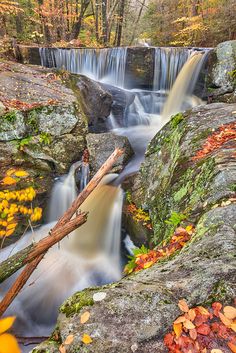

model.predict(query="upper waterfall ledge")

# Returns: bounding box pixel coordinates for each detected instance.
[33,102,236,353]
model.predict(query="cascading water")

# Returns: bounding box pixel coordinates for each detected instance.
[40,47,127,88]
[1,46,209,351]
[153,47,193,91]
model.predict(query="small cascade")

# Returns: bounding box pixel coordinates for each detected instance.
[153,47,193,91]
[47,161,80,222]
[161,52,206,122]
[39,47,127,88]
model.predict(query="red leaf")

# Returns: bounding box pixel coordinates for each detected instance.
[196,324,211,335]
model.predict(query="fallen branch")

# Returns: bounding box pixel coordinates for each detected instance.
[0,148,124,316]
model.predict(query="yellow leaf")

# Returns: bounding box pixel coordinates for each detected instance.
[223,306,236,320]
[14,170,29,177]
[82,333,93,344]
[143,261,154,269]
[0,333,20,353]
[0,317,16,335]
[6,169,16,176]
[5,228,15,237]
[211,350,223,353]
[1,177,16,185]
[188,308,196,321]
[6,223,17,230]
[178,299,189,313]
[64,334,74,345]
[173,323,182,338]
[80,311,90,324]
[219,312,232,327]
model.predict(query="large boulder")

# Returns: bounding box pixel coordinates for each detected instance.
[86,132,134,175]
[33,102,236,353]
[207,40,236,102]
[69,74,113,132]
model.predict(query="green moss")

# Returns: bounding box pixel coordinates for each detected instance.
[27,110,39,133]
[60,290,94,317]
[205,280,235,305]
[170,113,184,129]
[1,111,17,123]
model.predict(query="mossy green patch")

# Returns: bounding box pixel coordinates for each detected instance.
[60,290,94,317]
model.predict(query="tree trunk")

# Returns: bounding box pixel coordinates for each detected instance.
[129,0,146,46]
[70,0,91,40]
[101,0,108,45]
[116,0,125,46]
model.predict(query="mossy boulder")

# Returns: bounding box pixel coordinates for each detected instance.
[33,102,236,353]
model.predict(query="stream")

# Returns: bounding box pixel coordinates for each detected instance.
[0,46,208,350]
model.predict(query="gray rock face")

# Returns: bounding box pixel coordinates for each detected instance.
[33,102,236,353]
[86,132,134,175]
[0,111,26,141]
[212,40,236,92]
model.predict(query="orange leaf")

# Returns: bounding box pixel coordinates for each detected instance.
[228,342,236,353]
[178,299,189,313]
[223,306,236,320]
[189,328,197,340]
[1,177,16,185]
[82,334,93,344]
[197,306,210,316]
[219,312,232,327]
[143,261,154,269]
[173,323,182,338]
[59,344,66,353]
[183,319,195,330]
[230,323,236,333]
[80,311,90,324]
[188,308,196,322]
[174,316,186,324]
[64,334,74,345]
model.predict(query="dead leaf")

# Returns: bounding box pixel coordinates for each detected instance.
[228,342,236,353]
[183,319,195,330]
[219,312,232,327]
[211,350,223,353]
[174,316,186,324]
[64,334,74,345]
[189,328,197,340]
[223,306,236,320]
[82,333,93,344]
[173,323,182,338]
[93,292,107,302]
[80,311,90,324]
[230,323,236,333]
[59,344,66,353]
[178,299,189,313]
[188,308,196,321]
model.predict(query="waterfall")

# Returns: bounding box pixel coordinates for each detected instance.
[153,47,193,91]
[39,47,127,88]
[161,52,206,122]
[1,174,123,338]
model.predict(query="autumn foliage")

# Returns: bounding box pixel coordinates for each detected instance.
[164,300,236,353]
[124,225,194,274]
[0,316,20,353]
[192,122,236,161]
[0,168,42,240]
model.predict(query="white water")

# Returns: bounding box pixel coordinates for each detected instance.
[0,174,123,339]
[0,47,208,348]
[40,47,127,88]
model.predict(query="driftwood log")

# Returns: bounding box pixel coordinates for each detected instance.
[0,148,124,316]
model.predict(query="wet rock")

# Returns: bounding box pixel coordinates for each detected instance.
[34,102,236,353]
[86,132,134,175]
[69,74,113,132]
